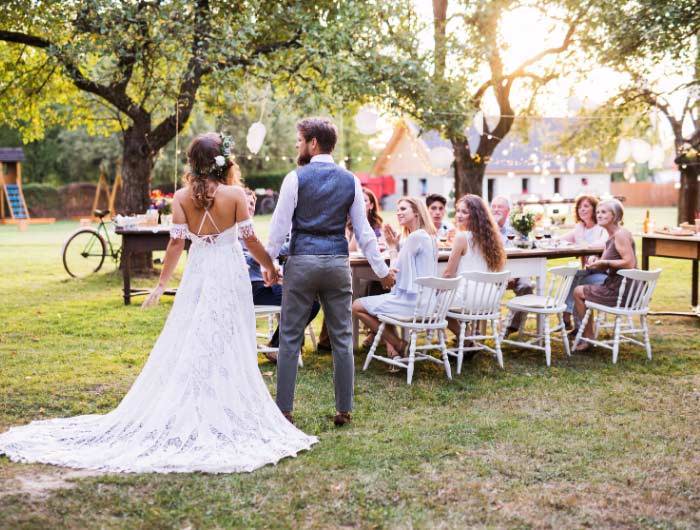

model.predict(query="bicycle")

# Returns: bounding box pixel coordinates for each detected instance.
[62,209,121,278]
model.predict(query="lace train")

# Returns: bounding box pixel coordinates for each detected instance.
[0,224,317,473]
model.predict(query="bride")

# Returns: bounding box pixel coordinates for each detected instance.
[0,132,317,473]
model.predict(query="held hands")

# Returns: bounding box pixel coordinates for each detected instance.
[380,268,397,289]
[262,266,280,287]
[142,285,165,309]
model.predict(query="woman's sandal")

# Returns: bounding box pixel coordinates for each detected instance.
[361,332,377,350]
[385,340,408,372]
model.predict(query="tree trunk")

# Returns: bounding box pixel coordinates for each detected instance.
[677,164,699,224]
[120,125,157,274]
[452,139,485,198]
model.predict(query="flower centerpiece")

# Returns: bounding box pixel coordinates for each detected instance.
[510,209,536,244]
[150,189,174,224]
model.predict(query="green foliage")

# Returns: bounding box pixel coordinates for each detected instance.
[243,172,285,192]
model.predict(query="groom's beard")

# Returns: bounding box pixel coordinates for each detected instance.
[297,149,312,166]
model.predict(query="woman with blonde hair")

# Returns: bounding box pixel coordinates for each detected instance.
[0,132,318,473]
[352,196,438,358]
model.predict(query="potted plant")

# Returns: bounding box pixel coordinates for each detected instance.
[510,209,536,246]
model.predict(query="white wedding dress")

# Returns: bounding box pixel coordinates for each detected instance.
[0,218,317,473]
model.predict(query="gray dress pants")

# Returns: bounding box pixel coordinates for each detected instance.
[276,255,354,413]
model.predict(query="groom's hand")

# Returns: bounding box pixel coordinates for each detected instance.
[263,267,280,287]
[380,269,396,289]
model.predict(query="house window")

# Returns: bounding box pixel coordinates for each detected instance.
[487,178,495,203]
[419,178,428,196]
[402,178,409,196]
[554,177,560,194]
[521,177,529,194]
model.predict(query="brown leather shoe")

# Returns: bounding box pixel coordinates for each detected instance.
[333,411,352,427]
[282,411,294,425]
[263,350,278,363]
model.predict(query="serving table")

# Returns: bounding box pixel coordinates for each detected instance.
[640,232,700,317]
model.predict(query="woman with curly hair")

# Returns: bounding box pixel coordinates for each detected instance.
[443,194,506,337]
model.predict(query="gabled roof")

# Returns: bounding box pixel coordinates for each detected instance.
[0,148,25,162]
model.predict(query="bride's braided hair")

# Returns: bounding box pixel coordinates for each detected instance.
[184,132,241,209]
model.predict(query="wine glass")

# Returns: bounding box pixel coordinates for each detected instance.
[506,232,516,248]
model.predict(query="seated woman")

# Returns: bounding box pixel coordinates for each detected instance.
[352,196,438,358]
[442,194,505,337]
[572,199,637,351]
[348,187,383,250]
[557,194,609,329]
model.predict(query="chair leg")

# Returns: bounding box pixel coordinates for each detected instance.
[573,309,591,351]
[439,329,452,380]
[611,316,621,364]
[641,315,652,360]
[456,321,467,375]
[558,313,571,357]
[306,324,317,350]
[363,322,385,370]
[543,317,552,367]
[406,332,417,385]
[492,319,504,369]
[268,313,276,341]
[297,353,303,368]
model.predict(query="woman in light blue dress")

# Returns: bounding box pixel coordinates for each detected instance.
[352,197,438,358]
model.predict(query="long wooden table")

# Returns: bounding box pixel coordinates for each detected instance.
[115,226,190,305]
[350,245,604,348]
[641,232,700,315]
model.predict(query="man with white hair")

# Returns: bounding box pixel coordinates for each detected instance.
[490,196,533,336]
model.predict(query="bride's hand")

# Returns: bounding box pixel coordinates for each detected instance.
[142,285,165,309]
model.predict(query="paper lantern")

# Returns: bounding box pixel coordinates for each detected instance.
[354,106,379,135]
[246,122,267,154]
[472,110,484,136]
[614,138,631,164]
[485,114,500,132]
[649,145,665,169]
[566,156,576,174]
[429,146,454,169]
[631,139,652,164]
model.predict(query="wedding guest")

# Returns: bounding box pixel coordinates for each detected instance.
[443,194,506,336]
[572,199,637,351]
[490,195,532,336]
[242,189,320,362]
[557,194,609,329]
[352,197,438,358]
[426,193,453,240]
[348,188,383,250]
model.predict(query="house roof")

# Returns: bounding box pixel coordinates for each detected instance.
[0,148,25,162]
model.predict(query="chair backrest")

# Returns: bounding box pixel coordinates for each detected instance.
[456,270,511,317]
[544,265,579,309]
[411,276,462,326]
[616,268,661,311]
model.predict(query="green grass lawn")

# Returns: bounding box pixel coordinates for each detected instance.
[1,208,699,529]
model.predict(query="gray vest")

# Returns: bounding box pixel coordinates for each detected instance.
[290,162,356,255]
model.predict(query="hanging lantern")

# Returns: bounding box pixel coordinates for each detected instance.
[429,146,454,169]
[614,138,632,164]
[631,139,652,164]
[246,122,267,154]
[472,110,484,136]
[354,106,379,135]
[485,114,500,132]
[566,156,576,174]
[649,145,665,169]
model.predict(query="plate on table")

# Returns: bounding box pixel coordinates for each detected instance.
[654,227,695,237]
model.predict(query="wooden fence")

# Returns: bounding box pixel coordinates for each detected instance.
[610,182,678,207]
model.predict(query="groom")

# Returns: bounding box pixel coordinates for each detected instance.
[265,117,395,426]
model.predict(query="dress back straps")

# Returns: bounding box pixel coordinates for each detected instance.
[195,185,222,236]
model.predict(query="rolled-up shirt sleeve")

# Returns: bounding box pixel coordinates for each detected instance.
[349,177,389,278]
[266,170,298,258]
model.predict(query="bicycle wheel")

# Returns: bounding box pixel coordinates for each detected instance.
[62,228,107,278]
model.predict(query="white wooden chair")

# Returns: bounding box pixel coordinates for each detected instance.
[363,276,461,385]
[501,265,578,366]
[254,305,316,367]
[446,270,511,373]
[572,269,661,363]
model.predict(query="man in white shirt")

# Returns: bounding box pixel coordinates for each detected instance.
[426,193,453,239]
[266,117,395,427]
[490,196,533,336]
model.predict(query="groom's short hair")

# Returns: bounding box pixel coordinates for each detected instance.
[297,117,337,153]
